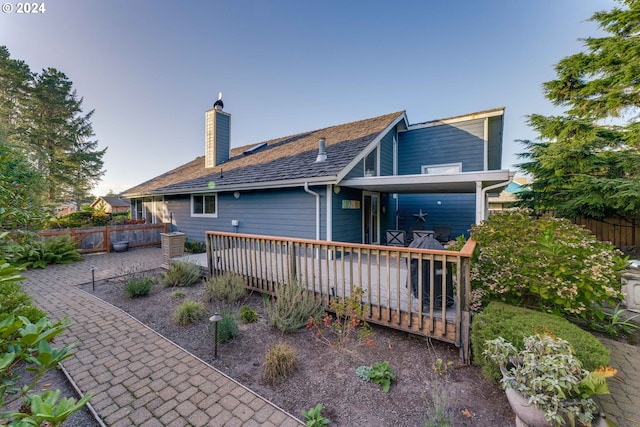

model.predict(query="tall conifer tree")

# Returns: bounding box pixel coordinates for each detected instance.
[518,0,640,222]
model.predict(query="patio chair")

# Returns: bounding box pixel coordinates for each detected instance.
[412,230,435,242]
[386,230,406,247]
[433,226,451,244]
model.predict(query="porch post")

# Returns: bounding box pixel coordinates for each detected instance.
[475,181,484,223]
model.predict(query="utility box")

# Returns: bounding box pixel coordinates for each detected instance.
[622,263,640,311]
[161,232,186,269]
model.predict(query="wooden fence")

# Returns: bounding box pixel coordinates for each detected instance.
[39,223,169,253]
[206,231,476,363]
[574,217,640,249]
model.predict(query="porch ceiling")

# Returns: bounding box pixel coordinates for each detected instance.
[339,170,514,193]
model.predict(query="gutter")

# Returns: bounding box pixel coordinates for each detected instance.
[479,172,515,221]
[304,182,320,240]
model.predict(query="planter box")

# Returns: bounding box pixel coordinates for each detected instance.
[161,232,186,268]
[622,269,640,311]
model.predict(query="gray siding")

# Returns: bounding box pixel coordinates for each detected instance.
[396,193,476,240]
[215,112,231,165]
[398,119,486,175]
[165,187,325,242]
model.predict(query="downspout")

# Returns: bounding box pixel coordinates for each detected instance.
[304,182,320,240]
[478,173,515,222]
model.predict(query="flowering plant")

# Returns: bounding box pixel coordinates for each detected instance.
[484,330,616,426]
[470,209,627,320]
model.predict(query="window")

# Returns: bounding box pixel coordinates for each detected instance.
[364,148,377,177]
[421,162,462,175]
[191,194,217,217]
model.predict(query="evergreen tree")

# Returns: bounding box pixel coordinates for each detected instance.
[0,46,32,149]
[518,0,640,221]
[24,67,106,203]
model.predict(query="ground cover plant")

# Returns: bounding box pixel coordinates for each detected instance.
[0,258,90,426]
[84,275,514,426]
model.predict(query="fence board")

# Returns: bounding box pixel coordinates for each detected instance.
[574,217,640,249]
[39,223,168,253]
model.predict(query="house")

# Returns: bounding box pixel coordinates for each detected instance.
[55,202,77,217]
[122,97,513,245]
[91,196,130,213]
[488,177,529,213]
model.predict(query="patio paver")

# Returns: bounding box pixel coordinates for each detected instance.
[20,247,303,427]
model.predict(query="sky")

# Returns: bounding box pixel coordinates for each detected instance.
[0,0,617,197]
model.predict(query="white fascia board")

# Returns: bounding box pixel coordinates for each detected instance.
[335,112,408,182]
[402,107,505,132]
[140,176,338,197]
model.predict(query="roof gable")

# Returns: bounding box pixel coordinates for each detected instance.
[123,111,405,196]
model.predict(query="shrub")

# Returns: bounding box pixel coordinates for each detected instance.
[211,311,239,343]
[265,281,324,333]
[160,261,202,287]
[263,341,297,385]
[123,275,154,298]
[240,305,258,323]
[306,286,374,349]
[471,302,610,383]
[19,235,82,269]
[0,270,45,323]
[172,299,208,325]
[184,239,206,254]
[204,272,246,303]
[470,209,627,321]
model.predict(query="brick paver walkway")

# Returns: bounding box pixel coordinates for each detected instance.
[21,248,303,427]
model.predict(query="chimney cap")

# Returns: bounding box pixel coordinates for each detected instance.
[213,92,224,110]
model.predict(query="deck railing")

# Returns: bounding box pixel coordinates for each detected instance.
[205,231,476,363]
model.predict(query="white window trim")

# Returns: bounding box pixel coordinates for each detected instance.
[191,193,218,218]
[421,162,462,175]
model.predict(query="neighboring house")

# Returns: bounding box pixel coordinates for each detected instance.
[122,97,513,244]
[91,196,130,213]
[55,202,77,217]
[487,177,529,213]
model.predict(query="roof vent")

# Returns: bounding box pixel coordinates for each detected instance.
[315,137,327,162]
[213,92,224,110]
[243,142,267,156]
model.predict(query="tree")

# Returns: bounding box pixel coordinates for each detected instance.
[0,46,32,148]
[518,0,640,222]
[24,68,106,203]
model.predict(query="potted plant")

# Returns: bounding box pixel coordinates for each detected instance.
[484,330,616,427]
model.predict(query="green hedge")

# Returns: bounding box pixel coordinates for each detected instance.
[471,302,610,382]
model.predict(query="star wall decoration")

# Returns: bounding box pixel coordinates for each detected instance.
[413,209,427,222]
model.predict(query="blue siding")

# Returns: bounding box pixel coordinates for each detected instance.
[379,131,395,176]
[396,193,476,240]
[332,187,363,243]
[398,119,485,175]
[488,115,502,170]
[165,187,325,242]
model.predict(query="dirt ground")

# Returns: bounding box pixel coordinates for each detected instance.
[80,273,514,427]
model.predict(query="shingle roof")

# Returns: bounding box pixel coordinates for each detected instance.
[123,111,405,197]
[92,196,130,207]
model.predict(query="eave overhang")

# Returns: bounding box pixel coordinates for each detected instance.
[339,170,514,194]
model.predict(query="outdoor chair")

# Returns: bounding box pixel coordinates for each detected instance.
[386,230,406,247]
[433,226,451,244]
[412,230,435,242]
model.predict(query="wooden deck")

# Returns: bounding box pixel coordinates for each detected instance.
[205,232,475,362]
